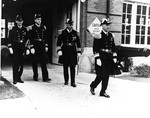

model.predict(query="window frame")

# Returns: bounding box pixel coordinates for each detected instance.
[121,2,150,48]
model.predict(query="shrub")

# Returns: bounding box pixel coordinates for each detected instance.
[134,64,150,77]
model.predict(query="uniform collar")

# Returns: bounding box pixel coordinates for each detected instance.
[17,25,22,29]
[102,30,108,35]
[66,28,72,33]
[35,23,41,28]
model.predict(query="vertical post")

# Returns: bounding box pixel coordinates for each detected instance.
[80,0,87,48]
[106,0,110,18]
[77,0,81,32]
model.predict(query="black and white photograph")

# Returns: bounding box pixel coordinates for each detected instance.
[1,0,150,118]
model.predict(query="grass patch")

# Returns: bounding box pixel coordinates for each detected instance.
[0,77,25,100]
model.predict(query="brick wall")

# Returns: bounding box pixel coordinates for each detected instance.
[81,0,123,47]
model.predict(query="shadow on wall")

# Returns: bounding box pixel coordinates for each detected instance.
[79,47,95,73]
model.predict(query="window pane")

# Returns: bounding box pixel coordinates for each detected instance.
[137,5,141,14]
[136,15,140,24]
[127,4,132,13]
[142,6,146,15]
[126,35,130,44]
[135,36,139,44]
[141,36,145,44]
[123,3,126,13]
[136,26,140,34]
[148,27,150,35]
[147,36,150,44]
[122,25,125,33]
[126,25,131,34]
[121,35,125,44]
[148,17,150,25]
[141,26,145,34]
[127,14,131,23]
[141,16,146,25]
[122,14,126,23]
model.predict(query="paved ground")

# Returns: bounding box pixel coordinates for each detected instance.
[1,64,150,118]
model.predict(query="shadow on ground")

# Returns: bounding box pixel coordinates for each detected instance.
[0,77,25,100]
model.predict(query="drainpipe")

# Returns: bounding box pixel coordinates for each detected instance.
[80,0,87,48]
[106,0,110,18]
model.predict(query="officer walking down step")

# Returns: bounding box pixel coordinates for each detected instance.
[90,18,117,98]
[8,15,29,84]
[27,14,51,82]
[57,19,81,87]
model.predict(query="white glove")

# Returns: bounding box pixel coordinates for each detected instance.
[31,48,35,54]
[58,51,62,56]
[113,58,117,63]
[96,59,102,66]
[113,52,117,63]
[26,49,30,55]
[45,47,48,52]
[77,53,81,57]
[9,48,13,54]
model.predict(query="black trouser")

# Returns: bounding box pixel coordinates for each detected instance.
[31,54,48,81]
[12,44,25,82]
[90,75,109,94]
[63,64,75,84]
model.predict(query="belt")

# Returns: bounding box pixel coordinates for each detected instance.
[15,40,24,43]
[100,49,112,54]
[63,43,75,46]
[34,39,42,41]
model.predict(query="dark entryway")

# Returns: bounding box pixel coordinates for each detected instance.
[2,0,76,64]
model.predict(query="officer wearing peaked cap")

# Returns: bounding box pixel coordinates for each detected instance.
[27,13,51,82]
[90,18,117,98]
[57,18,81,87]
[8,15,28,84]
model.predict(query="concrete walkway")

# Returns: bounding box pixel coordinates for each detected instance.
[1,64,150,118]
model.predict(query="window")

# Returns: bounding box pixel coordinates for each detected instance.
[122,3,132,44]
[147,7,150,44]
[135,5,146,44]
[122,2,150,46]
[1,19,5,38]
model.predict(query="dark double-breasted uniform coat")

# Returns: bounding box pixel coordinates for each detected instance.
[57,29,81,66]
[8,25,28,82]
[93,30,116,76]
[57,28,81,85]
[28,24,49,80]
[90,30,116,94]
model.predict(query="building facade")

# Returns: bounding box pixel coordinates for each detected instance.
[80,0,150,72]
[2,0,150,71]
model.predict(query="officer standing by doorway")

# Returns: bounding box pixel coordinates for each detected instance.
[8,15,28,84]
[90,18,117,98]
[27,14,51,82]
[57,19,81,87]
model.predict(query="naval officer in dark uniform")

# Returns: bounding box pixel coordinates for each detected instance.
[8,15,29,84]
[90,18,117,98]
[57,19,81,87]
[27,14,51,82]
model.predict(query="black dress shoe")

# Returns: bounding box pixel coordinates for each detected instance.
[71,83,76,87]
[100,93,110,98]
[33,78,38,81]
[43,78,51,82]
[90,86,95,95]
[64,82,68,85]
[17,80,24,83]
[13,81,17,84]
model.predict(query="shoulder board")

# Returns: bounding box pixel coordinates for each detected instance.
[43,25,46,30]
